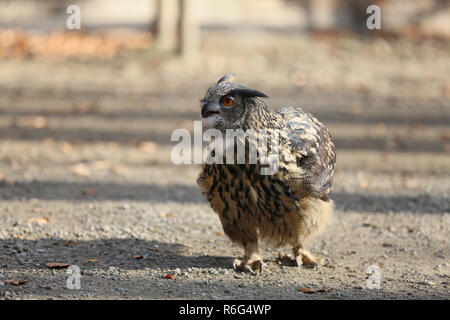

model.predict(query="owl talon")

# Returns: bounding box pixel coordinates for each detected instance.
[293,247,329,270]
[245,265,256,275]
[232,258,263,274]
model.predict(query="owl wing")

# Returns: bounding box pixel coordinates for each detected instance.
[277,107,336,201]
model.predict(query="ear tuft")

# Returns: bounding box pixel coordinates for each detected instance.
[217,74,235,83]
[230,88,269,99]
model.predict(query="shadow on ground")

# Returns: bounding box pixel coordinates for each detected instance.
[0,238,230,271]
[1,180,448,213]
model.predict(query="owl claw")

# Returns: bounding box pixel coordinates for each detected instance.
[245,265,256,275]
[232,258,263,275]
[292,248,330,270]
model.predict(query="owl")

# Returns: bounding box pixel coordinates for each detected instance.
[197,75,336,273]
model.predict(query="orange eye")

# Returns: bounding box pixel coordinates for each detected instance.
[221,96,234,107]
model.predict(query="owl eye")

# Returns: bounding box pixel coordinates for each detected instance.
[220,96,234,107]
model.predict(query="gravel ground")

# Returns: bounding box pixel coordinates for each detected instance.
[0,31,449,300]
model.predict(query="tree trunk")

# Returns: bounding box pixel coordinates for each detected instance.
[180,0,200,58]
[155,0,179,51]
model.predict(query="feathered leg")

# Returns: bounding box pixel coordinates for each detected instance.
[292,198,334,270]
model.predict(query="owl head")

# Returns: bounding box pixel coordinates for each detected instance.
[200,74,268,131]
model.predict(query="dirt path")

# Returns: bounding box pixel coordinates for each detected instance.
[0,32,449,299]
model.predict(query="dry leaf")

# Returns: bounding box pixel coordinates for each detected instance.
[4,279,27,286]
[133,255,144,260]
[82,188,98,196]
[87,259,99,263]
[64,241,79,246]
[164,274,176,280]
[0,29,152,59]
[46,262,71,269]
[27,217,49,225]
[299,287,333,294]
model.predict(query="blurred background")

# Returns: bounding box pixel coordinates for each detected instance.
[0,0,449,299]
[0,0,449,196]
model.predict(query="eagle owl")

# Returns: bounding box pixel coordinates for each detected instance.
[197,75,336,273]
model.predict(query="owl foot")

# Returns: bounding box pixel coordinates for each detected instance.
[293,248,331,270]
[233,258,264,274]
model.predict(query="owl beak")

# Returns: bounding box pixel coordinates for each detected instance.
[201,103,220,118]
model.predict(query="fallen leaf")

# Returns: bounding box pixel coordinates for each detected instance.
[87,259,99,263]
[164,274,176,280]
[299,287,333,294]
[27,217,49,224]
[64,241,79,246]
[4,279,27,286]
[133,255,144,260]
[46,262,71,269]
[82,188,98,196]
